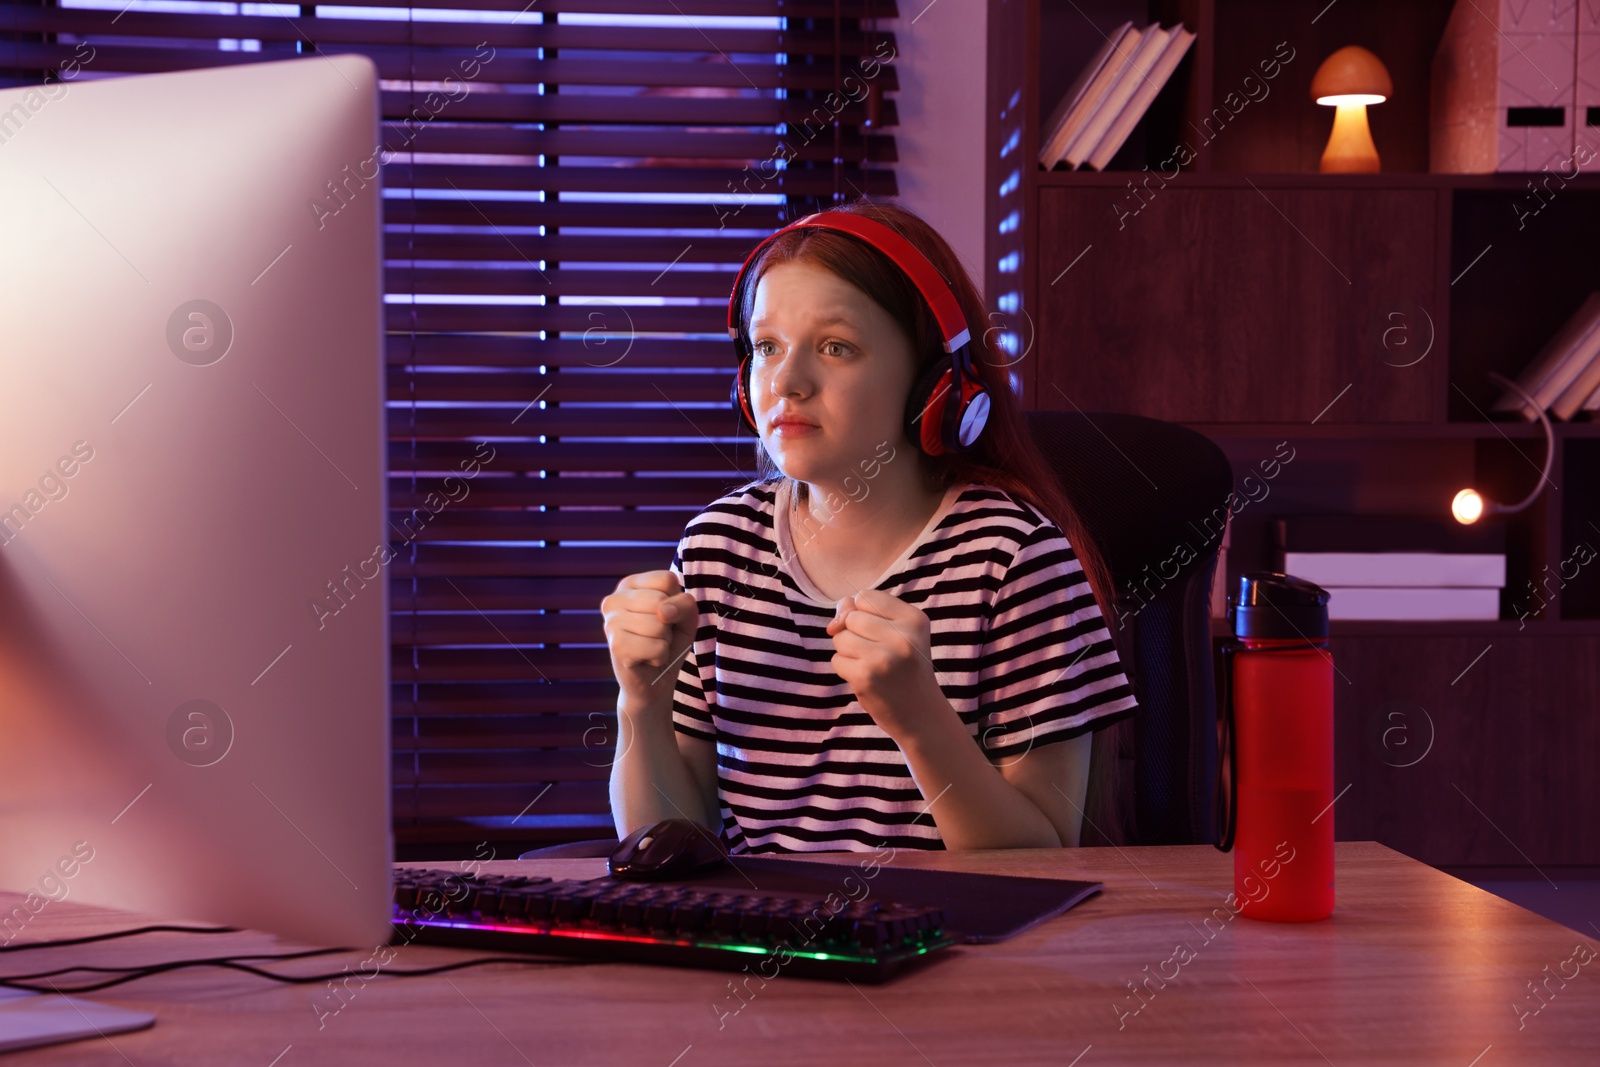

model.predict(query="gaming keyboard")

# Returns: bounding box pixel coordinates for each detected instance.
[391,868,959,982]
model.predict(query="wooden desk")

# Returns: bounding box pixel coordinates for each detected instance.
[3,841,1595,1064]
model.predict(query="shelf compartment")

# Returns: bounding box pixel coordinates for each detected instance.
[1447,187,1600,421]
[1035,184,1442,422]
[1558,439,1600,620]
[1332,633,1600,867]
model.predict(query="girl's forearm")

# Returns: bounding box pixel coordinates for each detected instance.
[608,696,713,838]
[888,683,1062,850]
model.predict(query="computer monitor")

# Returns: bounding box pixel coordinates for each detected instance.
[0,54,391,949]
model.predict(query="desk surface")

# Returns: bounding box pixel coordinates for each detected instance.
[3,841,1596,1065]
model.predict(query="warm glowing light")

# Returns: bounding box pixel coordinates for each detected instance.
[1320,102,1381,172]
[1310,46,1392,174]
[1452,488,1485,525]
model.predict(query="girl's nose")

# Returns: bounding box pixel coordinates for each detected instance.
[765,347,813,397]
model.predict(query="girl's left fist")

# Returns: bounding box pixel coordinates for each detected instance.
[826,587,935,732]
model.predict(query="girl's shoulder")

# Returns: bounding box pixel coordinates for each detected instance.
[679,477,782,539]
[944,481,1060,540]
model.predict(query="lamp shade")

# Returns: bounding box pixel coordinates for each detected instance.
[1310,46,1392,104]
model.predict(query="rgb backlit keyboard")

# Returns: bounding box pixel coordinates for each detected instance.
[391,868,958,982]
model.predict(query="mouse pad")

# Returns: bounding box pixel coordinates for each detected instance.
[598,857,1102,944]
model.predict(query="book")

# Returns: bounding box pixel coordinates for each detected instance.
[1276,551,1505,589]
[1063,25,1172,169]
[1083,25,1196,171]
[1550,332,1600,420]
[1323,586,1501,621]
[1041,24,1144,170]
[1273,515,1506,555]
[1489,290,1600,420]
[1037,20,1135,170]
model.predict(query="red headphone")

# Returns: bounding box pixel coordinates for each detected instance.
[727,211,992,457]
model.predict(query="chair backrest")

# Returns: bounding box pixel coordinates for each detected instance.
[1025,411,1233,846]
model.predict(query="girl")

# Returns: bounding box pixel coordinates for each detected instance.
[602,199,1138,854]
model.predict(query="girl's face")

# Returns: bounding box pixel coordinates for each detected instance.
[747,258,920,488]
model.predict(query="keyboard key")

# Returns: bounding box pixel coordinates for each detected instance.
[496,876,551,889]
[520,892,554,921]
[737,907,770,938]
[710,899,747,936]
[553,892,600,922]
[670,901,711,933]
[852,919,887,951]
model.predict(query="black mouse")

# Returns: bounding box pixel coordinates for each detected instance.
[608,818,729,881]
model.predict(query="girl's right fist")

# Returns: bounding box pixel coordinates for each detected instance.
[600,570,698,709]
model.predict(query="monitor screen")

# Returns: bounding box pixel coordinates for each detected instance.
[0,54,391,948]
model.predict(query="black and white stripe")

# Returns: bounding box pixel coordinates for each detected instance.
[667,478,1138,854]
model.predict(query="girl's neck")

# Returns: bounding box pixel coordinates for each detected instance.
[792,466,948,551]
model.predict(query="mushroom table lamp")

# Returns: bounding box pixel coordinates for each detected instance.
[1311,46,1392,173]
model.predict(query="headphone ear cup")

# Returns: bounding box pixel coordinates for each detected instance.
[948,349,990,450]
[905,357,954,457]
[954,373,991,449]
[732,354,758,434]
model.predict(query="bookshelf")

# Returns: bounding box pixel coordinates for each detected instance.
[986,0,1600,868]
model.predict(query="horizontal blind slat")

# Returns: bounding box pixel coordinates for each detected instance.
[378,125,894,163]
[385,442,754,472]
[389,545,704,579]
[8,42,896,91]
[6,9,896,58]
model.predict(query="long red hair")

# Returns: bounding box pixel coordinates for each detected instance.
[735,198,1115,620]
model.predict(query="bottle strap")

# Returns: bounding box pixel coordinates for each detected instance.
[1213,635,1330,852]
[1214,639,1239,853]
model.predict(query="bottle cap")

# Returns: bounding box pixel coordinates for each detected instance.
[1228,572,1330,640]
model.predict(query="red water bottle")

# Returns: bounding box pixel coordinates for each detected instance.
[1215,573,1335,922]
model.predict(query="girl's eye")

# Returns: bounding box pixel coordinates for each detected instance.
[751,339,852,358]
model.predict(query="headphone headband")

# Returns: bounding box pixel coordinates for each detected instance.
[726,211,972,355]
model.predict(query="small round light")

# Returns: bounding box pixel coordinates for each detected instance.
[1451,488,1484,525]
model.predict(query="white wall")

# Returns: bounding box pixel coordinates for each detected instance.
[886,1,989,302]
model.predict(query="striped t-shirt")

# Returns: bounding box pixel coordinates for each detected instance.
[667,477,1138,854]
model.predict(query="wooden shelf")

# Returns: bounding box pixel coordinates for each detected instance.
[1035,171,1600,191]
[988,0,1600,867]
[1184,421,1600,439]
[1210,617,1600,638]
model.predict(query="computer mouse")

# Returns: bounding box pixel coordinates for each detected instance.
[608,818,730,881]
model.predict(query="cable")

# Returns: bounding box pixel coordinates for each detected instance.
[2,953,601,995]
[0,924,241,954]
[3,946,347,983]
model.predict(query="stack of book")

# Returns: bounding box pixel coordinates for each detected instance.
[1272,516,1507,621]
[1037,20,1197,172]
[1490,290,1600,421]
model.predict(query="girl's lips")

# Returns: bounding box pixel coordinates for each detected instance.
[774,422,819,434]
